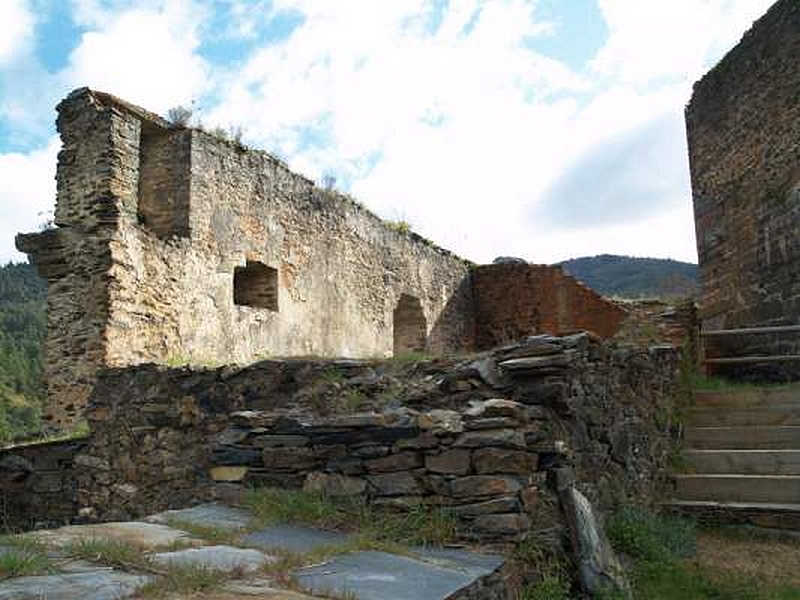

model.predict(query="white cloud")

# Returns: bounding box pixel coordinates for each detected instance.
[64,1,210,114]
[206,0,594,262]
[0,0,34,67]
[591,0,775,86]
[0,137,59,262]
[0,0,779,266]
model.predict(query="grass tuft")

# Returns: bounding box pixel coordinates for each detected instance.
[62,537,149,570]
[138,564,235,597]
[243,487,458,547]
[520,575,573,600]
[163,519,242,546]
[0,537,52,578]
[606,507,696,563]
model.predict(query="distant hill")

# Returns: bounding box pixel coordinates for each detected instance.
[0,262,46,443]
[557,254,698,299]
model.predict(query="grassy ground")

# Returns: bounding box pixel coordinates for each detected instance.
[519,508,800,599]
[607,509,800,600]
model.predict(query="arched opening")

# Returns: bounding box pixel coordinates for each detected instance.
[393,294,427,356]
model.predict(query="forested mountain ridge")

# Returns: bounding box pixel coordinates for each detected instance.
[557,254,698,299]
[0,262,46,443]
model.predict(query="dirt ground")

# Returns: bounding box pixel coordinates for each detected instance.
[696,528,800,588]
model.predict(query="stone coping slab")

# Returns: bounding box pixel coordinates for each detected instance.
[150,545,275,572]
[27,521,199,550]
[0,569,151,600]
[294,549,504,600]
[145,503,255,531]
[241,524,350,554]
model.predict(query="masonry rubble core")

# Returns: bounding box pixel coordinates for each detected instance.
[15,88,626,427]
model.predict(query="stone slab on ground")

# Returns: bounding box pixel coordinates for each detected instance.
[27,521,199,550]
[241,524,350,554]
[222,578,320,598]
[150,545,274,572]
[145,503,254,531]
[0,569,151,600]
[294,549,504,600]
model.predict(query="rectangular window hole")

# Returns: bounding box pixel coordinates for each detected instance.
[234,261,278,311]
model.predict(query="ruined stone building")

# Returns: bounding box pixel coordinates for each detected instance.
[686,0,799,339]
[17,89,626,426]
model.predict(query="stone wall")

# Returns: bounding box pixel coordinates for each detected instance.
[67,334,678,543]
[0,439,86,531]
[471,264,628,350]
[686,0,800,344]
[17,89,473,427]
[17,89,631,429]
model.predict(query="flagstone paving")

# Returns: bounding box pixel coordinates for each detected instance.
[145,503,254,531]
[0,504,505,600]
[0,570,152,600]
[151,545,274,572]
[28,521,200,550]
[242,524,351,554]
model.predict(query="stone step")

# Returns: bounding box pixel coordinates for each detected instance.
[673,474,800,504]
[693,387,800,410]
[684,426,800,449]
[683,449,800,475]
[662,500,800,530]
[687,404,800,427]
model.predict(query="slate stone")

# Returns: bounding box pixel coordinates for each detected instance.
[250,435,309,448]
[295,549,504,600]
[28,521,198,550]
[312,427,417,446]
[472,449,537,474]
[471,513,531,536]
[464,417,521,430]
[411,547,505,576]
[364,452,423,473]
[449,496,520,517]
[303,472,366,496]
[351,445,391,459]
[464,399,525,421]
[367,472,422,496]
[145,503,254,531]
[261,447,317,470]
[211,466,249,482]
[222,578,319,598]
[416,410,463,434]
[498,354,570,371]
[151,545,273,572]
[241,524,350,554]
[213,445,263,466]
[453,429,526,450]
[560,486,630,597]
[393,432,438,451]
[425,450,471,475]
[0,570,151,600]
[449,476,523,499]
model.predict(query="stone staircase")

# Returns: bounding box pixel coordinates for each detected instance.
[669,385,800,529]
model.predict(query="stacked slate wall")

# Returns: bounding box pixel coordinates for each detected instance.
[62,334,678,543]
[0,439,86,531]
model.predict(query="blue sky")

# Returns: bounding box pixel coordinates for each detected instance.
[0,0,775,264]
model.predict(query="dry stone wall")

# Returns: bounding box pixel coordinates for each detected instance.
[686,0,800,346]
[0,439,86,531]
[61,333,678,544]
